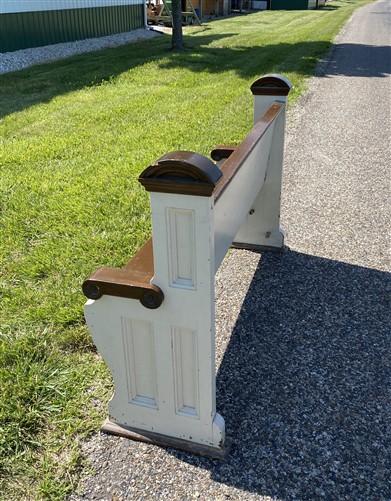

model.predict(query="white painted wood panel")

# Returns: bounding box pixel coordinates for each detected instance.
[148,192,225,447]
[85,295,224,445]
[172,327,199,418]
[232,87,290,250]
[121,317,158,409]
[214,122,275,269]
[167,208,196,290]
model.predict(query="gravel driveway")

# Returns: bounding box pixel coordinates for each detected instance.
[71,1,391,499]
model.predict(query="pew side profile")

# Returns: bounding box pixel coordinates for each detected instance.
[82,74,292,459]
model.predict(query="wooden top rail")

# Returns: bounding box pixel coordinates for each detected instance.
[213,102,283,201]
[82,239,164,309]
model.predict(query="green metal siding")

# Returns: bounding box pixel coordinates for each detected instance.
[269,0,325,8]
[270,0,309,9]
[0,4,145,52]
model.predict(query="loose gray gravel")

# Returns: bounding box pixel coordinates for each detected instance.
[71,1,391,499]
[0,29,160,75]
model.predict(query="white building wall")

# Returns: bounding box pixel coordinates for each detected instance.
[2,0,143,15]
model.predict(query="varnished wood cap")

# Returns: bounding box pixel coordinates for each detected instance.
[250,74,293,96]
[139,151,223,196]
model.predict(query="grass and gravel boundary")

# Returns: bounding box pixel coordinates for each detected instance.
[0,29,160,75]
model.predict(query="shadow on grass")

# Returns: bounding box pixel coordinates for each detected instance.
[320,5,341,10]
[160,41,391,79]
[169,249,390,499]
[1,28,389,120]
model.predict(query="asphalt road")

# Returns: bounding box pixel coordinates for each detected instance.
[72,1,391,499]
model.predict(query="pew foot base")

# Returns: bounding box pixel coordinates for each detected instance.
[231,241,285,253]
[232,228,285,253]
[101,419,230,460]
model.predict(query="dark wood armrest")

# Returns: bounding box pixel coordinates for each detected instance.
[82,239,164,309]
[210,146,237,162]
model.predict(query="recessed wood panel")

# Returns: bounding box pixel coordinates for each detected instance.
[172,327,199,418]
[122,317,158,409]
[167,208,196,289]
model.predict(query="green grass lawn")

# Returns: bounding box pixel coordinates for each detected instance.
[0,1,371,498]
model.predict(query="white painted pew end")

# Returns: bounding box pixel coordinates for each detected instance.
[83,74,292,460]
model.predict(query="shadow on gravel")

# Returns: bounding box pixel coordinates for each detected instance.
[170,249,390,499]
[322,43,391,78]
